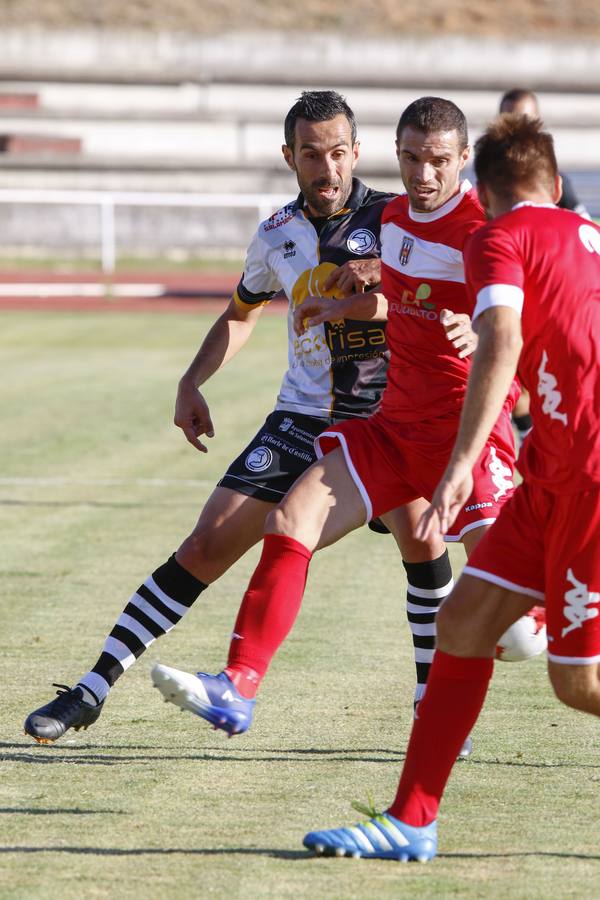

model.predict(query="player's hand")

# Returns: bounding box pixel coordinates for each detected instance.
[415,459,474,541]
[323,258,381,297]
[440,309,478,359]
[293,296,345,335]
[174,378,215,453]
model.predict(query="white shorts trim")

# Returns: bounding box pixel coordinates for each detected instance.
[463,565,545,601]
[444,518,496,542]
[547,651,600,666]
[315,430,372,523]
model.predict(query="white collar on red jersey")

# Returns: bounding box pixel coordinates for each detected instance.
[511,201,558,211]
[408,179,471,223]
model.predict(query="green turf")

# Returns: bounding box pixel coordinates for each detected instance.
[1,310,598,899]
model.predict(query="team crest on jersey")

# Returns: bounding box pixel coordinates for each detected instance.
[282,240,296,259]
[399,236,414,266]
[347,229,376,255]
[245,446,273,472]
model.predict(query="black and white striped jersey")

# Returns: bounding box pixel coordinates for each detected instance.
[233,178,392,419]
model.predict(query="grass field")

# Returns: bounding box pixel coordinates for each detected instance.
[2,309,599,899]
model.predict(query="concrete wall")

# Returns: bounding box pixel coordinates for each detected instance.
[0,29,599,90]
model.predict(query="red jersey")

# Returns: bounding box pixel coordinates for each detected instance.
[379,181,517,423]
[466,203,600,493]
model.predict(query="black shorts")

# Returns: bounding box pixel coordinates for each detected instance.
[218,410,337,503]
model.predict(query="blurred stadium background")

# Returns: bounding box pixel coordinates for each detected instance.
[0,0,597,295]
[3,6,600,898]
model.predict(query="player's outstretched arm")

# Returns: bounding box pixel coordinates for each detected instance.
[293,291,388,336]
[417,306,522,539]
[175,297,264,452]
[440,309,478,358]
[323,257,382,296]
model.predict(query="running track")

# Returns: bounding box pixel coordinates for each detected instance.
[0,271,286,314]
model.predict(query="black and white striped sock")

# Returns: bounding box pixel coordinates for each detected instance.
[77,554,207,705]
[403,552,454,707]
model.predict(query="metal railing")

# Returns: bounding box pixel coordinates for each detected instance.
[0,189,292,273]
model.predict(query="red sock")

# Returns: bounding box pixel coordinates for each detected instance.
[224,533,312,698]
[388,650,494,826]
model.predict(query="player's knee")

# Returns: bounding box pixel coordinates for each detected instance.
[265,500,323,551]
[435,597,471,650]
[265,504,301,539]
[178,527,224,569]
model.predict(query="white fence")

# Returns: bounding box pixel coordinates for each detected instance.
[0,189,291,273]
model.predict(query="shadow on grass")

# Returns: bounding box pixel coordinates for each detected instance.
[0,845,598,862]
[0,808,125,816]
[3,742,599,770]
[439,851,600,861]
[0,742,600,769]
[0,845,306,860]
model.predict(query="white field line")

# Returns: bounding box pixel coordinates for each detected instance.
[0,476,214,487]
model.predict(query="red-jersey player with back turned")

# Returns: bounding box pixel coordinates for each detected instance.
[303,114,600,861]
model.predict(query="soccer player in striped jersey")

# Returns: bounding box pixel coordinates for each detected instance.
[24,91,465,744]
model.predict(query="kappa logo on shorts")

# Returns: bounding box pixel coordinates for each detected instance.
[245,446,273,473]
[561,568,600,638]
[347,228,376,255]
[488,446,513,501]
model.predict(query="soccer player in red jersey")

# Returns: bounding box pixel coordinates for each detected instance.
[153,98,545,740]
[498,89,592,449]
[302,114,600,861]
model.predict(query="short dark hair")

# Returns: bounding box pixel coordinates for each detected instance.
[284,90,357,150]
[396,97,468,150]
[474,114,558,199]
[499,88,538,113]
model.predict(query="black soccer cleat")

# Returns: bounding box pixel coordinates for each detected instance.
[24,683,104,745]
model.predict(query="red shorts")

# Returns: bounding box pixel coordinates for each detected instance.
[465,481,600,664]
[315,409,515,542]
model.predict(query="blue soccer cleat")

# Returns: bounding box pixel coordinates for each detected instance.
[303,812,437,862]
[151,664,255,737]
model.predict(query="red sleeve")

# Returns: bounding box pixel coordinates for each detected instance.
[464,222,526,321]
